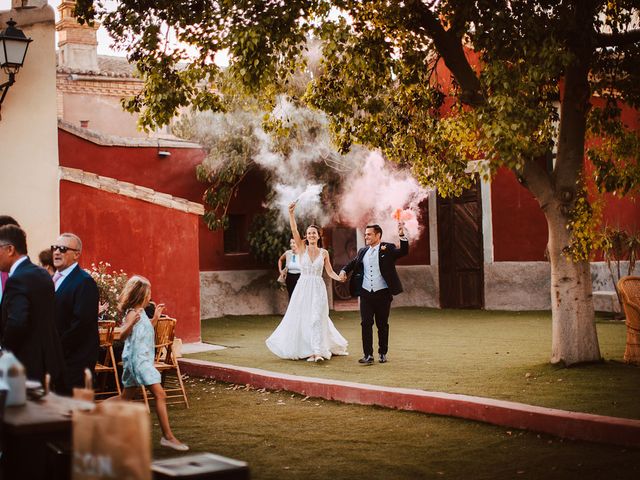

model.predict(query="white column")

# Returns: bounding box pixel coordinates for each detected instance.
[428,192,438,266]
[480,176,494,263]
[356,227,365,250]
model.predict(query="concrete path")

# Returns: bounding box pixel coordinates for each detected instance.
[181,341,225,355]
[179,358,640,448]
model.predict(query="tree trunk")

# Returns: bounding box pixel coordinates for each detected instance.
[546,203,601,365]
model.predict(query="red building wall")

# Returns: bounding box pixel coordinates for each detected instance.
[589,100,640,236]
[60,181,201,342]
[199,169,270,271]
[601,194,640,231]
[59,128,277,273]
[58,129,207,202]
[491,168,549,261]
[492,167,639,262]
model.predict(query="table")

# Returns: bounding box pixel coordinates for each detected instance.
[1,394,94,480]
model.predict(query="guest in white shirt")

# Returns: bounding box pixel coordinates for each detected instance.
[277,238,302,299]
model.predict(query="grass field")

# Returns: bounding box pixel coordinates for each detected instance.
[188,308,640,419]
[144,308,640,479]
[151,378,639,480]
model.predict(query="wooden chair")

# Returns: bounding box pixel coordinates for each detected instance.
[618,276,640,365]
[94,320,121,399]
[140,316,189,409]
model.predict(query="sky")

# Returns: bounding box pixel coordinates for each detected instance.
[1,0,123,56]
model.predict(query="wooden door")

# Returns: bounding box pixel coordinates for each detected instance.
[437,178,484,308]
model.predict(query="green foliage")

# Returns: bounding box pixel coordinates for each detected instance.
[76,0,640,250]
[247,208,291,265]
[174,109,263,230]
[564,186,605,262]
[600,226,640,273]
[588,101,640,197]
[599,226,640,316]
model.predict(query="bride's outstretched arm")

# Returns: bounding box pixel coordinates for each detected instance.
[289,203,305,252]
[323,250,342,281]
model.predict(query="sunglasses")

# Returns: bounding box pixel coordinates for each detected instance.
[51,245,80,253]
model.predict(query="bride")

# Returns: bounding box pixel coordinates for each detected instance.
[266,202,348,362]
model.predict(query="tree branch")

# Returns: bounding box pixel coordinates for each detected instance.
[519,157,554,210]
[407,1,485,107]
[595,29,640,47]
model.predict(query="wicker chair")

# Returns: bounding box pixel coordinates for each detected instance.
[140,317,189,409]
[95,320,122,399]
[617,276,640,365]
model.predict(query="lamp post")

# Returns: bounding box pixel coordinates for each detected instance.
[0,18,33,114]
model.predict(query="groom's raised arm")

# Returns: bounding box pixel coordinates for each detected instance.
[396,237,409,258]
[394,221,409,259]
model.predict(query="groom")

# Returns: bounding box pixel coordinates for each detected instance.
[339,222,408,364]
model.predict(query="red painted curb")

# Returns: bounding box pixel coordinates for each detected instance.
[179,358,640,448]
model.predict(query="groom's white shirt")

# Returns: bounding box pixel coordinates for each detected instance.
[362,245,388,292]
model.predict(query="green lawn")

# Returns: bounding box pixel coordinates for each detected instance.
[152,378,640,480]
[188,308,640,419]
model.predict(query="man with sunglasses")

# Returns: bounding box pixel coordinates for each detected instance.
[52,233,99,393]
[0,225,65,390]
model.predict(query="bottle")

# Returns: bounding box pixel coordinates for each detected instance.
[0,351,26,406]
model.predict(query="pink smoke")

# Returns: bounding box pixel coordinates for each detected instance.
[337,152,431,239]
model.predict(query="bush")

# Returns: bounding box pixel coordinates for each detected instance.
[86,262,129,322]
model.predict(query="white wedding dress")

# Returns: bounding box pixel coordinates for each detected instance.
[266,248,349,360]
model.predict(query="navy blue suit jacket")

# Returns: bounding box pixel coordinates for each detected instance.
[0,258,65,387]
[342,239,409,297]
[54,264,99,389]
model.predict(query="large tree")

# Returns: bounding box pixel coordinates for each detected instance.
[76,0,640,365]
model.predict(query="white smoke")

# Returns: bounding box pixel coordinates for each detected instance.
[273,183,326,225]
[188,95,431,241]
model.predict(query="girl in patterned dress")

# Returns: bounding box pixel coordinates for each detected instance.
[117,275,188,451]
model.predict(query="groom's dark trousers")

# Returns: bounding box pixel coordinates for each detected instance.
[342,239,408,357]
[360,288,392,356]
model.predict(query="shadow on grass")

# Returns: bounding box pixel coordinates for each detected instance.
[190,308,640,419]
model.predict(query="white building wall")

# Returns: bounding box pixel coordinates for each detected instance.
[0,3,59,255]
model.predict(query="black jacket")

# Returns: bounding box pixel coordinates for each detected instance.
[0,258,65,387]
[54,264,99,389]
[341,239,409,296]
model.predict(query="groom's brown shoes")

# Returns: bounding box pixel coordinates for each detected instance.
[358,355,374,365]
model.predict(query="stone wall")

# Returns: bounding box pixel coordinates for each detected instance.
[591,261,640,291]
[484,262,551,310]
[200,262,637,318]
[484,261,640,312]
[394,265,439,308]
[201,265,439,319]
[200,270,290,319]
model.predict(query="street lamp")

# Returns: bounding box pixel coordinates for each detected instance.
[0,18,33,112]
